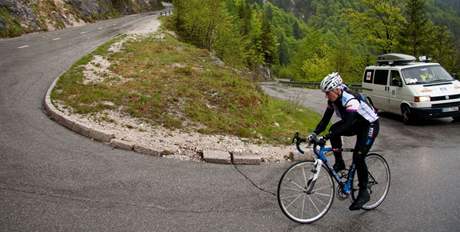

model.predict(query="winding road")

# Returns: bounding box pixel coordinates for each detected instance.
[1,12,460,232]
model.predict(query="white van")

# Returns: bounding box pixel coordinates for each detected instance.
[361,53,460,124]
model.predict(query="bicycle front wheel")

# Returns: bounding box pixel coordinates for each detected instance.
[352,153,391,210]
[277,161,335,224]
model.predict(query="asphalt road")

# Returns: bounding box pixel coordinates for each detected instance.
[1,13,460,232]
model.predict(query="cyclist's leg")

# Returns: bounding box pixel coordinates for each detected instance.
[329,122,354,171]
[329,133,345,171]
[355,121,380,187]
[350,121,379,210]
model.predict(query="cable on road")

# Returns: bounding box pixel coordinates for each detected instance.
[231,163,276,197]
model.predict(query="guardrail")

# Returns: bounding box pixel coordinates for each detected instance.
[277,80,364,92]
[159,10,172,16]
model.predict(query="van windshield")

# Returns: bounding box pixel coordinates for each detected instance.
[401,65,454,85]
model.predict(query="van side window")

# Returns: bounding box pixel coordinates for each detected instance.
[363,70,374,83]
[390,71,402,86]
[374,70,389,85]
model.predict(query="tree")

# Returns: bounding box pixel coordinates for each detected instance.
[292,20,302,39]
[172,0,246,67]
[214,6,246,67]
[260,8,278,65]
[278,34,289,65]
[344,0,406,53]
[236,0,252,35]
[429,25,457,72]
[400,0,432,57]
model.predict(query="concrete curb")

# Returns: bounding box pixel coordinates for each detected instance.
[232,152,261,165]
[110,139,135,151]
[203,150,232,164]
[44,74,115,143]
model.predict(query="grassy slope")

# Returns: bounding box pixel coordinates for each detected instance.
[52,32,320,145]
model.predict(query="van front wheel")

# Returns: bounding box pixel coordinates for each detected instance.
[401,105,416,125]
[453,116,460,122]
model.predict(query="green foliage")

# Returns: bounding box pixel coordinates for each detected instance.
[278,34,289,65]
[171,0,293,68]
[268,0,460,81]
[172,0,247,66]
[345,0,406,54]
[429,25,458,72]
[399,0,432,57]
[0,7,24,37]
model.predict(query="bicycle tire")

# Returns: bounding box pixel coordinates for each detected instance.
[351,153,391,210]
[277,160,335,223]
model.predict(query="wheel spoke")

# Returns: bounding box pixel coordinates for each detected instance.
[311,185,330,192]
[301,195,306,218]
[302,166,308,186]
[312,193,326,206]
[282,186,305,193]
[308,195,320,214]
[285,193,303,209]
[281,193,304,200]
[287,178,306,191]
[314,192,331,197]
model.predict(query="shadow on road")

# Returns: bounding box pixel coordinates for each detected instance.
[377,112,459,127]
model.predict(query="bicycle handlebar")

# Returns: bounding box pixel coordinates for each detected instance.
[292,132,306,154]
[292,132,327,156]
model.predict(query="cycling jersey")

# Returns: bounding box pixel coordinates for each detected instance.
[314,90,378,137]
[335,91,378,122]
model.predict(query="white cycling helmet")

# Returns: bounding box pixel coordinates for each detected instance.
[320,72,343,92]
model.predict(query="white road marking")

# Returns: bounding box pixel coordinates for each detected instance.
[52,37,61,41]
[17,45,29,49]
[98,27,103,30]
[80,31,87,34]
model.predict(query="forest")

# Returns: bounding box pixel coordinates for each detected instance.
[171,0,460,83]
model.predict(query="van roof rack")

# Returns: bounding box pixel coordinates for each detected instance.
[376,53,416,66]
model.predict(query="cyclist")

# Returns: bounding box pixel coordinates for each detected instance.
[308,72,380,210]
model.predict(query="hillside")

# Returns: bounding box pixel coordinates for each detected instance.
[265,0,460,36]
[0,0,163,38]
[51,29,320,145]
[241,0,460,81]
[266,0,460,55]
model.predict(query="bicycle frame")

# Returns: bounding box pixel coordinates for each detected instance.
[312,145,356,195]
[292,133,357,196]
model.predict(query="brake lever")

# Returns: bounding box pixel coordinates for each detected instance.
[291,132,300,144]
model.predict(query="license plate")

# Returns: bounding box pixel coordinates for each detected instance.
[442,107,459,112]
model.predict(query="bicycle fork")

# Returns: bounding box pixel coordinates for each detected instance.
[305,159,323,194]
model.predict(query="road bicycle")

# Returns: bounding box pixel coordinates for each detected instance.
[277,132,390,224]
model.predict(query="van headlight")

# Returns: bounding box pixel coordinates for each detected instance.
[414,96,430,102]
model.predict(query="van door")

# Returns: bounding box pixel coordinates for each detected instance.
[388,70,403,114]
[372,69,390,111]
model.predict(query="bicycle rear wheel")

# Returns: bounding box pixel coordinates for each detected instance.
[277,161,335,224]
[352,153,390,210]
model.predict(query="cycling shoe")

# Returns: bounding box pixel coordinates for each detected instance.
[349,189,370,210]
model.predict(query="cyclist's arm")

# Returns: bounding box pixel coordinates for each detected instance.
[313,104,334,134]
[327,99,359,137]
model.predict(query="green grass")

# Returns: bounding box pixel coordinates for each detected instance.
[52,32,321,145]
